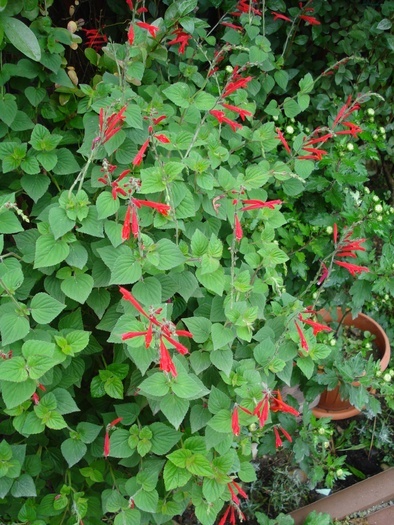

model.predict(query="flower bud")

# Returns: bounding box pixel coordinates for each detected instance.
[286,125,294,134]
[249,423,257,432]
[318,427,326,435]
[323,441,330,449]
[326,226,333,234]
[225,65,234,73]
[377,215,383,222]
[330,339,336,346]
[373,134,379,140]
[384,373,391,382]
[372,195,379,202]
[336,469,344,477]
[346,143,354,151]
[374,204,383,213]
[379,127,386,134]
[367,108,375,116]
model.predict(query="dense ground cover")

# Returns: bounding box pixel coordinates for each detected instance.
[0,1,392,524]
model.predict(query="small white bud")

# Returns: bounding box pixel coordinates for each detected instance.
[365,187,370,194]
[336,469,344,477]
[376,370,382,377]
[330,339,336,346]
[372,195,380,202]
[286,125,294,134]
[389,369,394,377]
[379,127,386,134]
[383,373,391,382]
[373,134,379,140]
[367,108,375,116]
[273,115,279,121]
[326,226,333,234]
[318,427,326,435]
[377,215,383,222]
[225,65,234,73]
[346,143,354,151]
[374,204,383,213]
[323,441,330,449]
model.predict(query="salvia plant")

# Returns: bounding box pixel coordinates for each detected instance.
[0,0,392,524]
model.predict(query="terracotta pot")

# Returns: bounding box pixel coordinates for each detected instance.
[312,308,391,420]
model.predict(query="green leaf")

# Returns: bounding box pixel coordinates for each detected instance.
[60,272,94,304]
[196,267,224,296]
[0,356,28,382]
[52,388,80,414]
[283,98,301,118]
[183,317,212,343]
[0,210,23,233]
[163,82,190,108]
[86,288,111,319]
[171,373,203,399]
[2,16,40,60]
[53,148,81,175]
[1,379,36,409]
[185,454,213,477]
[104,376,124,399]
[211,324,235,350]
[48,207,75,240]
[0,95,17,126]
[110,257,142,285]
[207,409,232,433]
[61,438,87,467]
[150,422,182,455]
[296,356,315,379]
[155,239,186,270]
[133,277,162,306]
[37,151,58,171]
[160,394,189,429]
[133,489,158,513]
[0,312,30,345]
[139,373,170,397]
[21,174,49,202]
[77,422,102,444]
[10,474,36,497]
[114,509,141,525]
[96,192,120,220]
[274,70,288,90]
[109,429,135,458]
[24,86,46,107]
[30,292,66,324]
[194,92,216,111]
[34,234,69,268]
[163,460,192,490]
[27,355,55,380]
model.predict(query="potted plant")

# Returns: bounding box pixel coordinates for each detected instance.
[310,308,391,419]
[0,1,391,524]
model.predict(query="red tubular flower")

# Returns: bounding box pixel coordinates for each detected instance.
[272,11,292,22]
[335,121,362,137]
[241,199,282,211]
[273,426,283,448]
[108,417,123,428]
[132,138,150,166]
[299,316,333,336]
[276,128,291,155]
[99,106,127,144]
[136,21,159,38]
[304,133,333,146]
[334,260,370,276]
[38,383,46,392]
[137,7,148,13]
[300,147,328,160]
[254,396,270,428]
[278,426,293,443]
[32,392,40,405]
[234,214,243,241]
[125,0,133,9]
[152,115,166,125]
[82,28,108,51]
[167,30,192,54]
[218,505,231,525]
[145,322,153,348]
[122,206,132,240]
[175,329,193,338]
[209,109,242,132]
[221,22,244,30]
[127,24,135,45]
[295,321,309,351]
[270,394,300,416]
[159,338,177,376]
[333,223,338,244]
[222,103,253,121]
[162,334,189,355]
[122,330,148,341]
[132,198,171,216]
[119,287,150,318]
[154,134,170,143]
[222,76,253,98]
[299,15,321,25]
[232,406,240,436]
[103,431,110,457]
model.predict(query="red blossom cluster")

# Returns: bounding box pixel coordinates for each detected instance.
[132,117,170,167]
[81,27,108,51]
[230,0,262,17]
[97,106,127,145]
[167,27,192,54]
[332,226,369,276]
[231,390,299,436]
[122,198,171,240]
[271,2,320,25]
[120,287,193,377]
[294,309,333,352]
[232,199,283,242]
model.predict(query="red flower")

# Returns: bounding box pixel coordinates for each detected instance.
[222,103,253,121]
[276,128,291,155]
[99,106,127,144]
[299,146,328,161]
[82,28,108,51]
[333,96,360,128]
[132,198,171,216]
[298,315,333,336]
[278,425,292,443]
[122,205,132,240]
[161,334,189,355]
[122,330,149,341]
[131,206,139,238]
[127,24,135,45]
[274,426,283,448]
[253,396,269,428]
[167,30,192,54]
[234,214,243,241]
[241,199,282,211]
[137,7,148,13]
[136,21,159,38]
[159,338,177,376]
[218,505,231,525]
[335,121,362,138]
[295,321,309,351]
[119,287,150,318]
[270,392,300,416]
[221,22,244,30]
[209,109,242,132]
[272,11,292,22]
[31,392,40,405]
[154,133,170,143]
[104,417,123,458]
[222,76,253,98]
[304,133,333,146]
[334,260,370,276]
[125,0,133,9]
[232,406,240,436]
[299,15,320,25]
[152,115,166,125]
[132,138,150,166]
[317,262,329,285]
